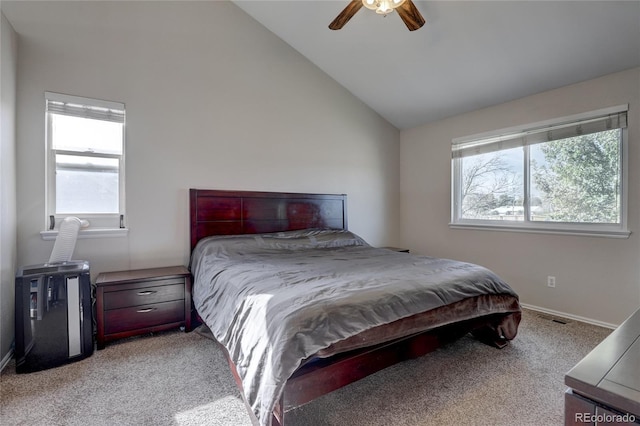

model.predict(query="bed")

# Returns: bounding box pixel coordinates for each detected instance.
[189,189,521,426]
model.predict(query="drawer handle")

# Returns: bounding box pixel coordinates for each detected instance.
[136,308,156,313]
[137,291,156,296]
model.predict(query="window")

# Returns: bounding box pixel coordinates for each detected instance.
[45,92,126,234]
[451,105,629,238]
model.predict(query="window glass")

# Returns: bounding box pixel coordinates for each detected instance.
[55,155,119,214]
[530,130,621,224]
[51,114,123,155]
[460,148,524,221]
[451,107,627,237]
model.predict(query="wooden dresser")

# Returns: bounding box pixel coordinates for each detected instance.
[96,266,192,349]
[565,307,640,425]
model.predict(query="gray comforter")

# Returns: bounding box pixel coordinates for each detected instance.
[190,229,519,426]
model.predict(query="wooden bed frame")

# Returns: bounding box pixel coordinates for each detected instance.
[189,188,516,426]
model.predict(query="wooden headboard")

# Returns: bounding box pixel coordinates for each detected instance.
[189,189,348,251]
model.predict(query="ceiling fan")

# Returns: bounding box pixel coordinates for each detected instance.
[329,0,426,31]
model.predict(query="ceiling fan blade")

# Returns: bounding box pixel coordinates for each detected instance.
[397,0,426,31]
[329,0,363,30]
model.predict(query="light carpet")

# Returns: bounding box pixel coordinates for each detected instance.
[0,309,611,425]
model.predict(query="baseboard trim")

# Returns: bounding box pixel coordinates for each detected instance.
[0,349,14,373]
[521,303,618,330]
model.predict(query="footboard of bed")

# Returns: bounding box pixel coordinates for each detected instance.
[269,313,518,426]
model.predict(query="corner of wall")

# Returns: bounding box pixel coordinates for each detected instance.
[1,11,19,367]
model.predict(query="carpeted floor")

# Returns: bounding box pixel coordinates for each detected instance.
[0,309,611,426]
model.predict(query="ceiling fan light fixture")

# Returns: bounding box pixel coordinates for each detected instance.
[376,1,393,15]
[362,0,406,15]
[329,0,424,31]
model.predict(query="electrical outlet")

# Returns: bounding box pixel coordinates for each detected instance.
[547,276,556,288]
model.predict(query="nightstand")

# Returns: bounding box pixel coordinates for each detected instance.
[95,266,192,349]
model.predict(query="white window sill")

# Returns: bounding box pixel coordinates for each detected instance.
[41,228,129,241]
[449,222,630,239]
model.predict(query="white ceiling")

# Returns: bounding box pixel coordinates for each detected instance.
[2,1,639,130]
[234,0,640,129]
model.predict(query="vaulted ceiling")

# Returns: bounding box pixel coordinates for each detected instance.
[2,1,639,130]
[234,1,640,129]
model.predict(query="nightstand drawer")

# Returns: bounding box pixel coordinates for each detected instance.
[104,300,185,335]
[103,280,185,310]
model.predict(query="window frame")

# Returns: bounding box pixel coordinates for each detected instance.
[450,105,630,238]
[44,92,127,237]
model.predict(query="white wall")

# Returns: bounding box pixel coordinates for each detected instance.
[0,12,18,366]
[11,1,400,277]
[401,68,640,326]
